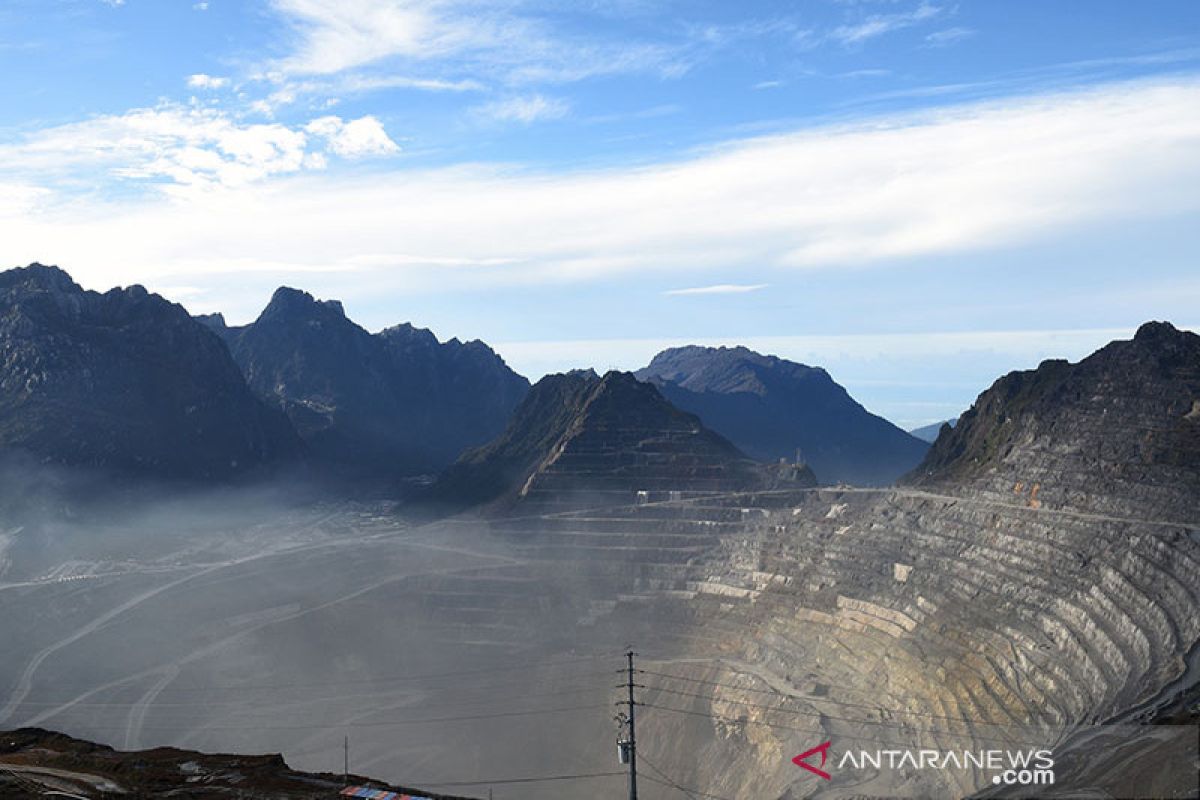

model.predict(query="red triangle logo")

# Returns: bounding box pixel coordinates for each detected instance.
[792,740,832,780]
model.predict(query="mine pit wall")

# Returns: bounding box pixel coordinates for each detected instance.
[492,486,1200,798]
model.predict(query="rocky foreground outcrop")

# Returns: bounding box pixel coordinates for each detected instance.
[637,345,928,486]
[0,264,302,479]
[0,728,476,799]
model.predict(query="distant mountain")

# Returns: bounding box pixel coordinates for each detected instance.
[431,370,811,510]
[206,287,528,476]
[0,264,302,479]
[635,346,928,486]
[906,321,1200,515]
[909,418,956,443]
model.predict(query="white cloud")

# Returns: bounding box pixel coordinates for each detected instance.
[266,0,687,85]
[187,73,229,90]
[831,2,941,45]
[193,2,209,9]
[271,0,457,75]
[0,105,397,194]
[0,106,312,192]
[0,183,51,218]
[665,284,768,296]
[473,94,569,124]
[2,77,1199,317]
[925,27,975,47]
[304,115,400,157]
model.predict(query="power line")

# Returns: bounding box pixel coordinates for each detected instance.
[642,686,1047,749]
[10,680,616,710]
[638,668,1044,731]
[639,701,1042,751]
[414,771,624,788]
[638,755,738,800]
[16,654,619,694]
[38,703,612,732]
[615,650,640,800]
[642,774,739,800]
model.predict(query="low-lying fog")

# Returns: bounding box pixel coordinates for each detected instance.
[0,461,639,799]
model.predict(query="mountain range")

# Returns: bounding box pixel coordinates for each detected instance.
[636,345,929,485]
[0,264,945,493]
[202,286,528,477]
[19,263,1187,509]
[0,264,301,480]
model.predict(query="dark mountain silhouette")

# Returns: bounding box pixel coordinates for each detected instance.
[0,264,302,480]
[906,321,1200,515]
[635,345,928,486]
[431,369,812,511]
[205,287,528,477]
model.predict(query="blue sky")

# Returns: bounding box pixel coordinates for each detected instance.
[1,1,1199,427]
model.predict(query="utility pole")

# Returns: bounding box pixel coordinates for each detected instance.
[623,650,639,800]
[343,735,349,786]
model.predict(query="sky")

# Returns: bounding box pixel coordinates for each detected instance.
[1,1,1199,428]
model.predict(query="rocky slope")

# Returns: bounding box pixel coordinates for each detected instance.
[432,369,813,511]
[0,727,476,799]
[0,264,302,480]
[206,288,528,477]
[636,346,928,485]
[907,321,1200,517]
[455,324,1200,797]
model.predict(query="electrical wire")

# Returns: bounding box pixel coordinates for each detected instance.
[14,654,620,695]
[638,753,738,800]
[34,703,612,732]
[9,678,617,709]
[638,668,1048,731]
[412,770,624,788]
[639,701,1044,751]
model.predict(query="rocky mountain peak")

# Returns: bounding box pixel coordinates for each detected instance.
[1134,319,1182,343]
[0,264,303,479]
[377,321,440,348]
[636,344,926,486]
[642,345,831,397]
[428,367,805,512]
[908,321,1200,517]
[221,289,529,476]
[259,286,348,325]
[0,263,80,294]
[194,312,227,330]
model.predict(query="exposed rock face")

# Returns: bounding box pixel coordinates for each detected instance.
[636,345,928,486]
[433,370,812,510]
[907,321,1200,518]
[214,287,529,476]
[0,264,302,479]
[454,324,1200,797]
